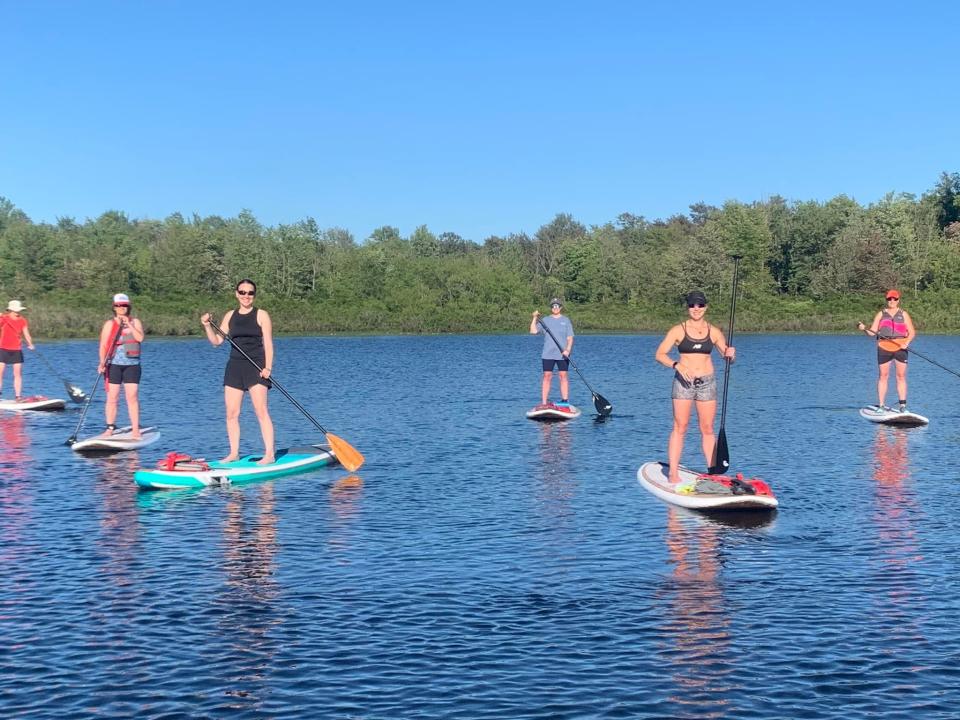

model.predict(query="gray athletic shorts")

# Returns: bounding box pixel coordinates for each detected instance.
[671,372,717,401]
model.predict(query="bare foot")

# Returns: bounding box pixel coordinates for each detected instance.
[256,455,275,466]
[130,432,142,440]
[667,475,681,485]
[220,454,239,463]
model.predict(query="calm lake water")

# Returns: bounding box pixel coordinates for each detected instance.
[2,333,960,719]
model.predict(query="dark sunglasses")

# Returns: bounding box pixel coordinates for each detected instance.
[113,303,130,308]
[688,303,706,309]
[886,296,898,300]
[237,290,256,296]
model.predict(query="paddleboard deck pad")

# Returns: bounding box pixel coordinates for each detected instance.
[638,461,778,511]
[72,426,161,453]
[0,396,66,411]
[526,403,582,421]
[859,406,929,426]
[134,444,338,490]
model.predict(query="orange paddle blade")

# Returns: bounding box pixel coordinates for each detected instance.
[878,338,905,352]
[326,432,365,472]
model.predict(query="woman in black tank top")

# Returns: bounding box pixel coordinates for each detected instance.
[200,279,276,464]
[654,290,736,484]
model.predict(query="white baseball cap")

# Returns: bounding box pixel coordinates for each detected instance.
[112,293,131,304]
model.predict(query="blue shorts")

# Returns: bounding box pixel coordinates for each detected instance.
[542,358,569,372]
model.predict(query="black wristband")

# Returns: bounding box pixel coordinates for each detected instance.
[672,361,678,369]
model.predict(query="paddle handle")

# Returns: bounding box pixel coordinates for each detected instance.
[206,318,330,435]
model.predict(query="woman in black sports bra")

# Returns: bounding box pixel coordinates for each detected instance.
[654,290,735,484]
[200,279,275,465]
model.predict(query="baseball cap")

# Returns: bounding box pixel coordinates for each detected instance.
[886,289,900,300]
[685,290,708,306]
[549,297,563,307]
[112,293,131,305]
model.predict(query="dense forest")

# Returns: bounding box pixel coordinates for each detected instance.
[1,172,959,338]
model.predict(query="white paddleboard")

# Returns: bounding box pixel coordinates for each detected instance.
[525,404,582,421]
[0,396,66,411]
[638,461,778,511]
[859,406,929,426]
[72,426,161,452]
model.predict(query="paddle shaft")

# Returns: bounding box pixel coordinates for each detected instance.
[208,319,331,435]
[537,318,597,395]
[32,346,85,400]
[859,324,960,379]
[67,321,125,443]
[717,257,742,431]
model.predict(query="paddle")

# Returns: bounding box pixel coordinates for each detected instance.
[32,346,87,403]
[536,317,612,416]
[206,318,365,471]
[66,320,125,445]
[708,256,742,476]
[857,322,960,380]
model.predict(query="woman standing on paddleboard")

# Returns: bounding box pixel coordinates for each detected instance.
[858,289,916,412]
[654,290,735,484]
[201,279,275,465]
[530,298,574,409]
[98,293,145,438]
[0,300,35,401]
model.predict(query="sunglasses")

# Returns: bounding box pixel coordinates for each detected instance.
[886,296,898,301]
[113,303,130,308]
[688,303,706,309]
[237,290,256,296]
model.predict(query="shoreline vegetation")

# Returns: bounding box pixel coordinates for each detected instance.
[3,172,959,339]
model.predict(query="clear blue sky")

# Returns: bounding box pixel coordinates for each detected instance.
[2,0,957,242]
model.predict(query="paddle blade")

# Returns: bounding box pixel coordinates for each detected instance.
[594,393,612,417]
[708,428,729,475]
[66,384,87,404]
[326,432,365,472]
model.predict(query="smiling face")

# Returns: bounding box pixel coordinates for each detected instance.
[236,282,257,308]
[550,303,562,316]
[687,301,707,320]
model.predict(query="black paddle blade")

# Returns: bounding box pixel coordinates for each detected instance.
[593,393,612,416]
[708,429,729,475]
[66,384,87,403]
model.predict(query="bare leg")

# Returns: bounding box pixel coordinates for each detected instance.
[222,386,244,462]
[696,399,718,470]
[894,359,908,406]
[668,398,693,484]
[249,384,274,465]
[0,362,5,396]
[124,383,141,437]
[101,381,121,434]
[541,371,553,405]
[877,362,891,407]
[558,370,570,401]
[13,363,23,399]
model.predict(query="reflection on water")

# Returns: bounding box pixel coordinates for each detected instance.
[659,508,733,719]
[870,428,926,650]
[535,421,577,525]
[329,475,364,560]
[0,414,32,565]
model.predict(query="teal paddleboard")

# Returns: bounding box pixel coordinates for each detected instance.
[134,445,337,490]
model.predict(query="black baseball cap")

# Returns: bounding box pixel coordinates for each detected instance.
[685,290,707,306]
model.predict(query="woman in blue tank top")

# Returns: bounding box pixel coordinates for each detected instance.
[97,293,145,438]
[654,290,735,484]
[201,279,275,465]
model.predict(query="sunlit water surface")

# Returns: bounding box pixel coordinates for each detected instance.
[2,334,960,718]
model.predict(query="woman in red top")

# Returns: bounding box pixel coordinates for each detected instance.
[0,300,35,402]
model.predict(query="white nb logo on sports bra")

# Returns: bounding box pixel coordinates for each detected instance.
[692,343,702,349]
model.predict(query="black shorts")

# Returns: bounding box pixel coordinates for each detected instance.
[0,349,23,364]
[878,347,908,365]
[542,358,570,372]
[224,357,272,391]
[107,364,142,385]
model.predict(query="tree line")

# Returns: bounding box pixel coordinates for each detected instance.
[1,172,959,338]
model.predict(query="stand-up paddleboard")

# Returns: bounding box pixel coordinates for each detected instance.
[859,405,929,426]
[71,426,161,453]
[525,403,582,421]
[638,461,778,511]
[0,396,66,411]
[134,444,338,490]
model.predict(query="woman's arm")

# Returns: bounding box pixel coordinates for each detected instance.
[711,326,735,360]
[903,311,917,347]
[129,318,145,342]
[259,310,274,379]
[654,326,681,369]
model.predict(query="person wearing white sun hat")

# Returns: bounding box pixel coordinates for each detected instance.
[0,300,35,401]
